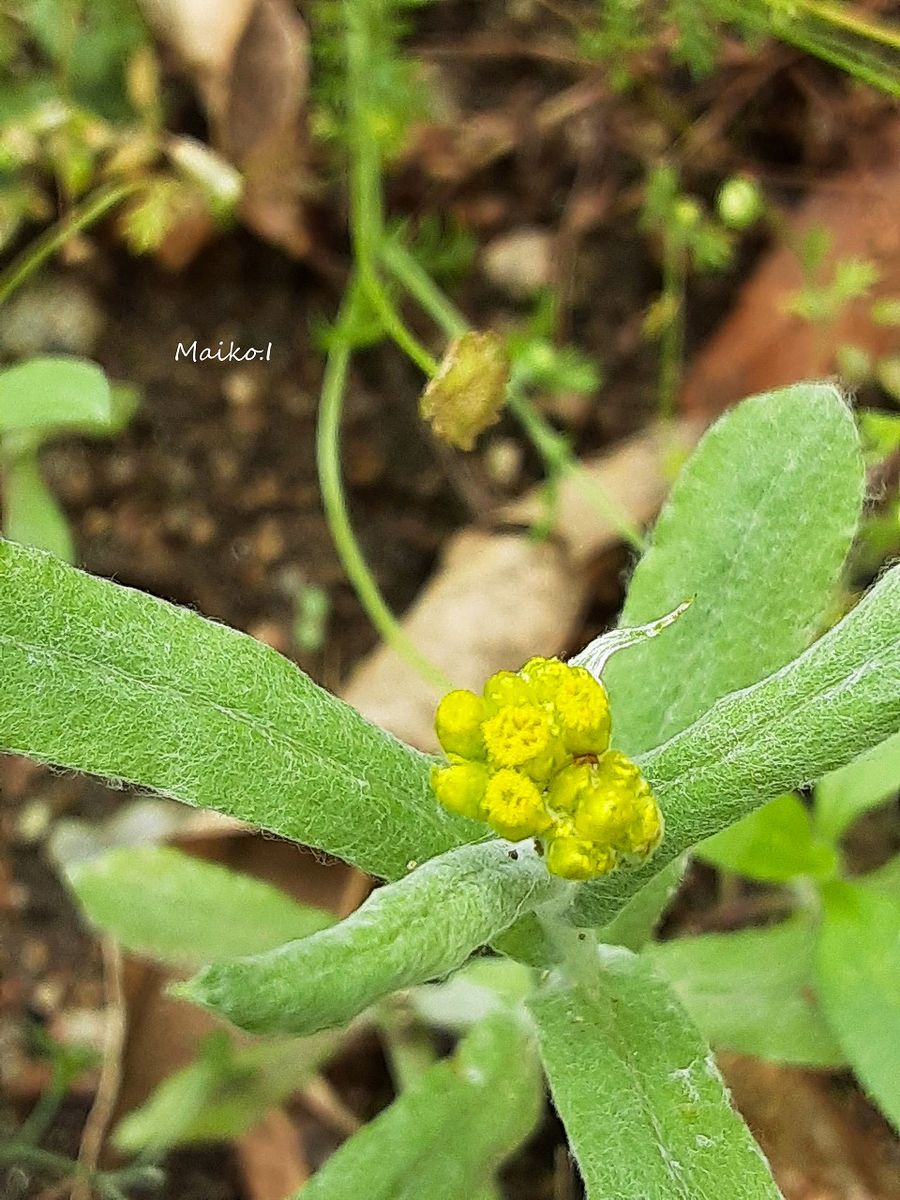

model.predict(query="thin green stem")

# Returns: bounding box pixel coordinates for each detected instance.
[342,0,439,377]
[381,240,469,338]
[0,1143,161,1199]
[787,0,900,51]
[317,285,453,691]
[658,238,686,424]
[382,241,647,552]
[13,1071,68,1148]
[0,181,140,307]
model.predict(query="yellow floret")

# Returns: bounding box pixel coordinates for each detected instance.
[430,761,488,821]
[482,769,551,841]
[621,790,664,859]
[545,832,617,881]
[552,668,611,756]
[482,703,557,782]
[572,751,662,859]
[483,669,533,712]
[520,656,571,703]
[434,689,488,759]
[546,761,592,815]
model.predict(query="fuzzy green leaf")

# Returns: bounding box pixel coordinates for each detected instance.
[697,794,838,883]
[577,383,863,929]
[0,539,474,880]
[604,383,863,756]
[296,1012,542,1200]
[814,730,900,840]
[0,356,112,435]
[68,846,333,966]
[529,948,782,1199]
[816,881,900,1129]
[179,841,559,1036]
[647,917,846,1068]
[573,564,900,926]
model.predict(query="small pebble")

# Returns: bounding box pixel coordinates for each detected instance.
[482,227,554,298]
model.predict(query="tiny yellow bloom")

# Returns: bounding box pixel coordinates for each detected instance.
[621,790,665,859]
[545,831,617,881]
[483,669,533,711]
[430,654,663,881]
[546,761,592,815]
[572,751,662,860]
[430,761,488,821]
[482,768,551,841]
[520,656,571,703]
[552,667,611,756]
[482,703,556,781]
[434,689,487,759]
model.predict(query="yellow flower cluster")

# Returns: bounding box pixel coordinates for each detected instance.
[430,657,663,881]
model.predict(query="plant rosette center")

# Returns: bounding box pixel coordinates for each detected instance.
[430,657,663,880]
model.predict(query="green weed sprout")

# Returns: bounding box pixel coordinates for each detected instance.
[1,382,898,1199]
[0,355,137,561]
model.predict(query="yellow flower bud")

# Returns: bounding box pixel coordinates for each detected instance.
[546,761,592,815]
[572,751,662,859]
[430,761,488,821]
[434,689,487,759]
[520,656,571,703]
[482,769,551,841]
[545,832,617,881]
[552,667,611,756]
[621,791,665,859]
[482,703,557,782]
[483,669,533,711]
[429,653,663,878]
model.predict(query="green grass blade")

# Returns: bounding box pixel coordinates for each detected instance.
[0,539,475,879]
[529,949,782,1199]
[67,845,333,966]
[573,564,900,925]
[178,841,559,1035]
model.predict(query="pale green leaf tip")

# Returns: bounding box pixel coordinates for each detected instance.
[571,597,693,678]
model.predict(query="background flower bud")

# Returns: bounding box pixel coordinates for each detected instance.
[420,331,510,451]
